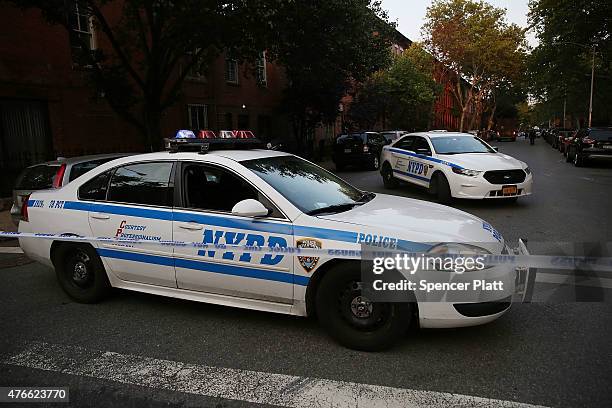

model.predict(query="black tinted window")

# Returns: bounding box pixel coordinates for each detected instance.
[413,137,431,152]
[589,129,612,141]
[394,136,415,150]
[182,164,281,215]
[15,165,60,190]
[69,158,120,182]
[108,162,173,206]
[79,170,112,201]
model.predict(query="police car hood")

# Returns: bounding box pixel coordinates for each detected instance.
[441,152,526,171]
[318,194,504,253]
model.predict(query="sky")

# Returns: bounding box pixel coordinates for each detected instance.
[380,0,537,48]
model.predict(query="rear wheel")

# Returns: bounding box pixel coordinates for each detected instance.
[315,264,411,351]
[381,162,398,189]
[429,173,452,204]
[55,244,110,303]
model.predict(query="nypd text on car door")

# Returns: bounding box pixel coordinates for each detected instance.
[172,161,294,303]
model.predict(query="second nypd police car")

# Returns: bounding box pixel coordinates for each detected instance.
[18,132,528,351]
[380,131,533,202]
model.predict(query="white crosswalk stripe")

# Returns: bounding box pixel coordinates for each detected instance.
[3,342,548,408]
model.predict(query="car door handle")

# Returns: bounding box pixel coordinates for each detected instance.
[178,222,203,231]
[90,212,110,220]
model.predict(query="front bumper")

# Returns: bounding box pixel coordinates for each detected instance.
[419,239,533,329]
[450,172,533,199]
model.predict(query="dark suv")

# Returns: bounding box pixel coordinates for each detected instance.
[566,127,612,166]
[332,132,386,171]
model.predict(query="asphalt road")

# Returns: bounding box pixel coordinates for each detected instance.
[1,137,611,407]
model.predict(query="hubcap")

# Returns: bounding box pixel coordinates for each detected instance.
[350,295,373,318]
[70,251,92,288]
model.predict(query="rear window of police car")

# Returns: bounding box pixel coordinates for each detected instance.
[15,164,60,190]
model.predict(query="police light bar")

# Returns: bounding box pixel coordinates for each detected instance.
[198,130,217,139]
[175,129,196,138]
[165,131,265,153]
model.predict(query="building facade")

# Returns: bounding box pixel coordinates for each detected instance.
[0,4,290,196]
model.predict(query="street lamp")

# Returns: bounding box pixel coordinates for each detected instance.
[552,41,596,127]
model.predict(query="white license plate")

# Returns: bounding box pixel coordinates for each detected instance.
[344,149,352,153]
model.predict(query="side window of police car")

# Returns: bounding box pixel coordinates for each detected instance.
[394,136,415,151]
[107,162,174,207]
[413,137,432,155]
[79,170,112,201]
[181,163,282,218]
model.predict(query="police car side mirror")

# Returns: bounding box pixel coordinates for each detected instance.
[232,199,270,218]
[492,146,499,152]
[415,148,431,156]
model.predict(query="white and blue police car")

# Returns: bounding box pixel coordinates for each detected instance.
[380,131,533,202]
[18,131,529,350]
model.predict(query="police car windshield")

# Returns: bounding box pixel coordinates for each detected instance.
[431,136,495,154]
[241,156,367,215]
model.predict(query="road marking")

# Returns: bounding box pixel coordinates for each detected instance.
[535,272,612,289]
[3,342,547,408]
[0,247,23,254]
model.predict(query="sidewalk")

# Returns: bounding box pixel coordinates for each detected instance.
[0,209,17,234]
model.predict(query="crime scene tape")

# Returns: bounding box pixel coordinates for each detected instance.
[2,230,612,273]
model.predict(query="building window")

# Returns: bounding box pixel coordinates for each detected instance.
[185,49,206,81]
[69,1,95,63]
[256,51,267,86]
[225,58,238,84]
[188,104,208,130]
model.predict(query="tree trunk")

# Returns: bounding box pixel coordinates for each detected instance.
[487,103,497,130]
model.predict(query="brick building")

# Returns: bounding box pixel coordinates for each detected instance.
[0,4,290,196]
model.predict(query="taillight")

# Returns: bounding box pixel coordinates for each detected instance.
[20,194,30,222]
[363,145,369,153]
[52,163,67,188]
[582,137,595,144]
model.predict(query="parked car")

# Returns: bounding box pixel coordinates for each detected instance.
[559,130,580,155]
[10,154,130,226]
[552,129,574,149]
[566,127,612,166]
[332,132,386,171]
[380,130,407,145]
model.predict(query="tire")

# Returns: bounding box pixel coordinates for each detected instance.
[574,151,584,167]
[565,147,573,162]
[55,244,110,303]
[429,173,452,204]
[315,263,411,351]
[371,155,380,171]
[381,162,398,189]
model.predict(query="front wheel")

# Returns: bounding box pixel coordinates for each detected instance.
[566,147,573,162]
[381,163,398,189]
[315,264,411,351]
[55,244,110,303]
[429,173,452,204]
[574,151,584,167]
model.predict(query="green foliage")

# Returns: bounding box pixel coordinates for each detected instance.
[422,0,527,130]
[527,0,612,126]
[349,44,441,131]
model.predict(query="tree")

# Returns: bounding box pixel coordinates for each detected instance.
[422,0,527,131]
[263,0,394,154]
[528,0,612,127]
[348,44,441,131]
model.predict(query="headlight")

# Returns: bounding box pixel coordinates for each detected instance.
[524,167,531,175]
[452,167,482,177]
[426,243,492,273]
